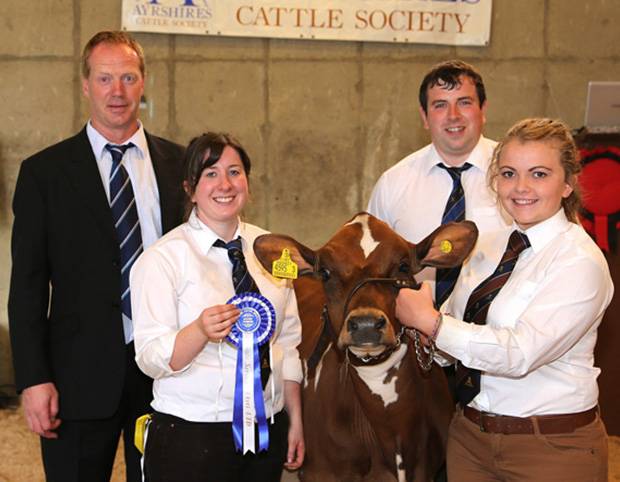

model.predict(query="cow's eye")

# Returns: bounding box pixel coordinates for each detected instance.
[318,267,331,281]
[398,262,410,274]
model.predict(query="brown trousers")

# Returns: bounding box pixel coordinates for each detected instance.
[447,408,608,482]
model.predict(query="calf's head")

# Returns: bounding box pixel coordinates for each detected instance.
[254,213,477,362]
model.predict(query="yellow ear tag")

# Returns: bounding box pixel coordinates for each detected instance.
[272,248,298,279]
[440,239,453,254]
[134,413,152,454]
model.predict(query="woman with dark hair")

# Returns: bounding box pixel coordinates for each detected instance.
[396,118,613,481]
[130,132,304,481]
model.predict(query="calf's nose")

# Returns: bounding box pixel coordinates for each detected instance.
[347,315,387,345]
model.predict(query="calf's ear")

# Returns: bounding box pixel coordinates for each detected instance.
[253,234,316,276]
[414,221,478,268]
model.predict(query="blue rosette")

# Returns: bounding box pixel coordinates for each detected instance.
[226,292,275,454]
[226,292,275,347]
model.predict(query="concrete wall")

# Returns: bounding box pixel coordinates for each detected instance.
[1,0,619,388]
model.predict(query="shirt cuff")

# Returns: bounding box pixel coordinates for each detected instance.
[282,354,303,384]
[136,330,193,379]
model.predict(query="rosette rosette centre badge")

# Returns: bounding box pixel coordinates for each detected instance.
[226,292,275,454]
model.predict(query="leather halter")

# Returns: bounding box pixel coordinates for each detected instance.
[307,276,435,372]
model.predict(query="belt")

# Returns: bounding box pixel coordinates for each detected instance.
[463,406,598,435]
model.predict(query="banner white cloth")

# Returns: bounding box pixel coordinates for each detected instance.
[122,0,492,46]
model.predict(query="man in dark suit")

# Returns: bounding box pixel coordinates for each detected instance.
[8,31,185,482]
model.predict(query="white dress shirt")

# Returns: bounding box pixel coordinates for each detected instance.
[87,121,162,248]
[438,209,614,417]
[130,210,303,422]
[87,121,162,343]
[367,136,510,293]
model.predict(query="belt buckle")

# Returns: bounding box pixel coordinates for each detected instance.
[479,410,497,433]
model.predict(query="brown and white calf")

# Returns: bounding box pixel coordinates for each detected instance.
[254,212,477,482]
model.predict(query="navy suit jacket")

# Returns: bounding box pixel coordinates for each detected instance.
[8,127,185,419]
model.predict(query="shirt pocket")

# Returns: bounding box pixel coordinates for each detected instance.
[176,274,229,329]
[492,279,539,327]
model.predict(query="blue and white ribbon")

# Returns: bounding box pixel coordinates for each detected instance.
[226,292,275,454]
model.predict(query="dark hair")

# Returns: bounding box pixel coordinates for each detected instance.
[488,118,582,223]
[81,31,145,79]
[418,60,486,114]
[182,132,252,219]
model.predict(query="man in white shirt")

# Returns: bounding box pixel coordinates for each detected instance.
[367,63,509,482]
[368,60,510,304]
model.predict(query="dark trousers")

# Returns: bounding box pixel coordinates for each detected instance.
[41,342,153,482]
[144,410,289,482]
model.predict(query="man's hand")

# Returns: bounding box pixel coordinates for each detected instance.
[22,382,62,439]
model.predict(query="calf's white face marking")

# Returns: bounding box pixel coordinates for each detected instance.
[346,213,379,259]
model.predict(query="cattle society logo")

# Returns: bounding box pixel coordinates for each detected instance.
[123,0,492,45]
[128,0,212,30]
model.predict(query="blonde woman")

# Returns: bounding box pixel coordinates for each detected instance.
[396,118,612,481]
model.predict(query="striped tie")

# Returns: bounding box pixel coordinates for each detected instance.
[435,162,473,307]
[214,237,270,387]
[106,143,142,342]
[214,238,259,294]
[455,230,530,407]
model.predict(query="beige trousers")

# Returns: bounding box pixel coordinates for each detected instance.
[447,407,608,482]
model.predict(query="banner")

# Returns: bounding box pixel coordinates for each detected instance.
[122,0,492,46]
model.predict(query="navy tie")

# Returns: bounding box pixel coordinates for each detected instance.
[455,230,530,407]
[106,143,142,343]
[214,238,259,295]
[214,237,271,387]
[435,163,473,307]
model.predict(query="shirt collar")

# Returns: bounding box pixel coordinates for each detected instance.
[518,208,571,254]
[187,208,243,255]
[86,120,147,160]
[424,135,489,175]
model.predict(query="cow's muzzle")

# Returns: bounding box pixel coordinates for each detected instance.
[346,308,389,345]
[339,307,395,352]
[334,277,417,363]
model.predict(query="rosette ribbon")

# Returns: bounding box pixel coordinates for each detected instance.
[226,292,275,454]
